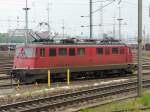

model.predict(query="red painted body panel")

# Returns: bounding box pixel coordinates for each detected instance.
[13,44,133,70]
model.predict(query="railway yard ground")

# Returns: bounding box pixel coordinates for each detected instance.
[0,50,150,111]
[0,0,148,111]
[79,91,150,112]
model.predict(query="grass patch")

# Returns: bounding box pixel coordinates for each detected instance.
[79,91,150,112]
[140,93,150,107]
[80,108,93,112]
[79,100,139,112]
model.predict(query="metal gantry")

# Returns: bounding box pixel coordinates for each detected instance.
[82,0,115,39]
[90,0,93,39]
[99,1,104,39]
[23,0,30,45]
[138,0,142,97]
[47,1,51,39]
[117,6,123,40]
[62,19,65,38]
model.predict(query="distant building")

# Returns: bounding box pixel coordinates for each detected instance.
[8,29,33,37]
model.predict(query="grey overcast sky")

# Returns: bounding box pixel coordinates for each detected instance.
[0,0,149,38]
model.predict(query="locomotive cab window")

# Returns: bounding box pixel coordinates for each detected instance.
[77,48,85,56]
[112,48,118,54]
[34,48,37,56]
[49,48,56,56]
[15,48,20,57]
[96,48,103,55]
[59,48,67,56]
[24,48,32,57]
[69,48,75,56]
[40,48,45,57]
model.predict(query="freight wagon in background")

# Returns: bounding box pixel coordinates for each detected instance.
[11,39,136,83]
[0,43,20,51]
[145,43,150,50]
[127,44,138,50]
[128,43,147,50]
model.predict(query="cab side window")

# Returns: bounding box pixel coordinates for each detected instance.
[59,48,67,56]
[112,48,118,54]
[34,48,37,56]
[40,48,45,57]
[96,48,103,55]
[77,48,85,56]
[49,48,56,56]
[69,48,75,56]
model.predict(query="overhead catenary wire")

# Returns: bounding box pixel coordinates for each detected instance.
[93,0,115,14]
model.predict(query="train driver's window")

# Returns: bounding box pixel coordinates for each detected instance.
[40,48,45,57]
[24,48,32,57]
[15,48,20,57]
[96,48,103,55]
[105,48,110,55]
[59,48,67,56]
[112,48,118,54]
[33,48,37,56]
[69,48,75,56]
[49,48,56,56]
[77,48,85,56]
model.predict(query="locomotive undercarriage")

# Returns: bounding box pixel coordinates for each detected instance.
[11,64,136,83]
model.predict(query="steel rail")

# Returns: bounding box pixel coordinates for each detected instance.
[1,79,150,112]
[0,70,149,89]
[0,76,11,80]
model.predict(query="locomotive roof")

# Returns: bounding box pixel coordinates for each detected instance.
[16,43,127,48]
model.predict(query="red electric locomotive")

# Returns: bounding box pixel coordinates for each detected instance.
[12,39,135,83]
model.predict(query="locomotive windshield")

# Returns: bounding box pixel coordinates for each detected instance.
[15,48,20,56]
[15,47,33,58]
[24,48,32,57]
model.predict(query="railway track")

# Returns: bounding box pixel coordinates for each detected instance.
[0,50,13,72]
[0,52,13,75]
[0,51,14,89]
[0,51,150,111]
[0,75,11,80]
[0,78,150,112]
